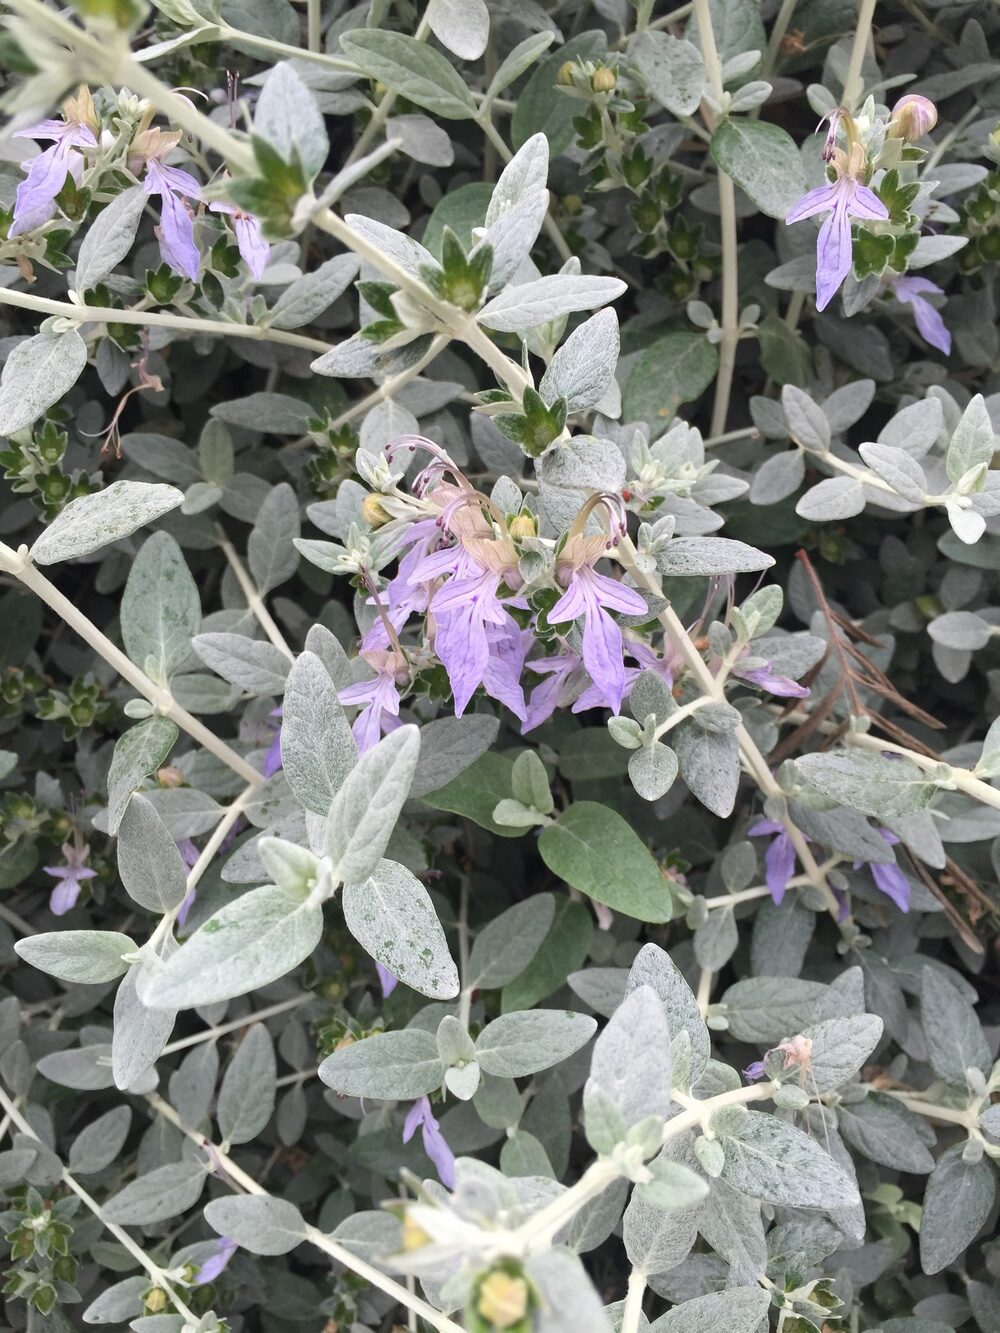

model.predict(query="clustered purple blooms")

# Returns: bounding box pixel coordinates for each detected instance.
[10,115,96,237]
[335,439,815,744]
[402,1096,455,1189]
[748,819,910,911]
[138,154,270,284]
[10,102,268,284]
[43,841,97,916]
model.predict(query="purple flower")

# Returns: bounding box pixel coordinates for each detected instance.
[209,198,270,279]
[194,1237,236,1284]
[429,549,522,717]
[786,138,889,311]
[747,817,799,904]
[855,828,910,911]
[523,651,585,732]
[627,639,676,690]
[175,839,199,925]
[888,275,951,355]
[142,157,202,281]
[263,707,283,778]
[44,841,97,916]
[375,962,398,998]
[481,621,529,724]
[339,650,406,752]
[731,656,810,698]
[402,1096,455,1189]
[548,533,647,714]
[176,839,200,870]
[10,97,96,237]
[742,1060,768,1082]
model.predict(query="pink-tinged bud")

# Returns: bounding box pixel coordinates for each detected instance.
[889,94,937,140]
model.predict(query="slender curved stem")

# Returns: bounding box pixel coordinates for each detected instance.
[761,0,799,78]
[0,544,263,788]
[843,0,879,110]
[0,287,331,355]
[0,1085,201,1324]
[617,536,846,925]
[691,0,740,439]
[161,994,309,1056]
[146,1091,466,1333]
[621,1268,647,1333]
[216,529,295,660]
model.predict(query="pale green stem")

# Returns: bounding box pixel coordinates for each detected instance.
[134,22,358,72]
[305,0,320,53]
[705,884,774,910]
[286,332,452,451]
[161,995,309,1057]
[146,1092,466,1333]
[843,0,879,110]
[634,0,655,32]
[0,1085,201,1324]
[0,901,38,936]
[216,529,295,660]
[616,535,845,924]
[691,0,740,439]
[843,731,1000,811]
[761,0,799,78]
[515,1082,776,1251]
[924,103,981,171]
[645,2,694,33]
[0,543,264,788]
[621,1268,647,1333]
[652,694,714,740]
[332,333,450,429]
[345,13,431,167]
[705,426,760,447]
[784,289,806,331]
[881,1089,976,1128]
[696,966,714,1017]
[0,286,330,355]
[457,876,472,1031]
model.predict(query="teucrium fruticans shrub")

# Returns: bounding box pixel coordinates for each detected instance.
[0,0,998,1329]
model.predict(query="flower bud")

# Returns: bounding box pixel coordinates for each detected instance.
[62,85,98,134]
[476,1270,530,1329]
[591,66,616,94]
[144,1289,168,1314]
[556,61,577,87]
[888,94,937,140]
[508,513,537,540]
[401,1213,431,1252]
[361,493,392,528]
